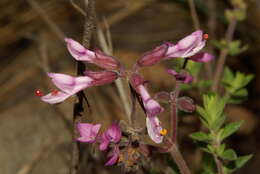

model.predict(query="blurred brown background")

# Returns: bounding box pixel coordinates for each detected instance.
[0,0,260,174]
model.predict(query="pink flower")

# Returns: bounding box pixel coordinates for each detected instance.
[41,71,118,104]
[146,116,164,144]
[136,30,214,67]
[76,123,101,143]
[165,30,206,58]
[65,38,120,70]
[99,123,122,151]
[166,69,193,84]
[130,74,164,117]
[105,145,120,166]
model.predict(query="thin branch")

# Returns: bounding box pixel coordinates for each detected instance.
[70,0,87,17]
[70,0,96,174]
[97,22,132,124]
[100,0,155,29]
[187,0,200,30]
[169,143,192,174]
[211,18,237,92]
[27,0,66,41]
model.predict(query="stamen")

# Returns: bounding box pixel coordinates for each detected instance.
[159,129,167,136]
[51,89,59,96]
[35,89,44,97]
[203,33,209,40]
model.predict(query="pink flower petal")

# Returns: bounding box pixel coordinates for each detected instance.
[40,91,72,104]
[47,73,92,94]
[166,30,206,58]
[65,38,95,61]
[146,116,164,144]
[76,123,101,143]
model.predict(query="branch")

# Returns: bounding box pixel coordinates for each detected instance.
[211,18,237,92]
[70,0,96,174]
[169,143,192,174]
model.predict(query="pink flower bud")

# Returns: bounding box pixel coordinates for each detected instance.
[166,69,193,84]
[189,52,214,62]
[177,96,196,113]
[93,50,120,70]
[84,70,118,86]
[137,43,169,67]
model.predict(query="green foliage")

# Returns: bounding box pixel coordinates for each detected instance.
[219,121,243,140]
[222,67,254,103]
[220,149,237,161]
[190,132,212,142]
[191,93,252,174]
[212,40,248,56]
[196,93,227,131]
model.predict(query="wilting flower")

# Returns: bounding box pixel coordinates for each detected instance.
[166,69,193,84]
[65,38,120,70]
[99,123,122,151]
[136,30,214,67]
[41,71,118,104]
[76,123,101,143]
[130,73,164,117]
[105,145,120,166]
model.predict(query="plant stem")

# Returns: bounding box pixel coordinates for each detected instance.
[188,0,200,30]
[70,1,96,174]
[169,143,192,174]
[211,18,237,92]
[212,132,224,174]
[171,81,180,143]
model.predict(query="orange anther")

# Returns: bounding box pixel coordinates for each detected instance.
[203,33,209,40]
[160,129,167,136]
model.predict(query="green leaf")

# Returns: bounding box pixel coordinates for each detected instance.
[220,121,243,140]
[220,149,237,160]
[190,132,211,142]
[235,154,253,169]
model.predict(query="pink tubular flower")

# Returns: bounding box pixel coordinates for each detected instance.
[65,38,120,70]
[130,74,164,117]
[146,116,164,144]
[166,69,193,84]
[99,123,122,151]
[41,71,118,104]
[136,30,214,67]
[76,123,101,143]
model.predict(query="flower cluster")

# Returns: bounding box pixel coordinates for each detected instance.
[77,123,122,166]
[38,30,214,166]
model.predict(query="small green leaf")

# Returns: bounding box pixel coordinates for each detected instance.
[190,132,211,142]
[220,149,237,160]
[235,154,253,168]
[220,121,243,140]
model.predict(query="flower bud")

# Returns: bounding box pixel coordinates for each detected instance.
[177,96,196,113]
[137,43,168,67]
